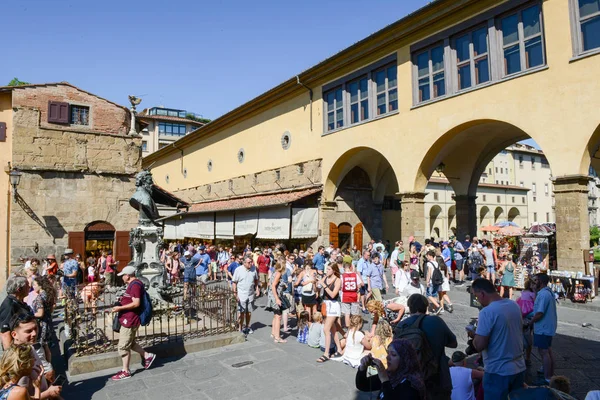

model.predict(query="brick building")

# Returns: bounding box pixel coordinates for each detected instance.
[0,82,142,286]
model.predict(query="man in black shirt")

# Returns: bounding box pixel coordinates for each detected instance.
[0,275,33,349]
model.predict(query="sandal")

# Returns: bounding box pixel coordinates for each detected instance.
[331,352,343,359]
[274,338,287,343]
[316,355,330,363]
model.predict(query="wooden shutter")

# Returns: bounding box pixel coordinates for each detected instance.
[0,122,6,142]
[329,222,339,249]
[114,231,132,271]
[68,231,85,259]
[48,101,69,124]
[353,222,363,251]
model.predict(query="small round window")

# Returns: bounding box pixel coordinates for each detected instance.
[207,159,213,172]
[281,131,291,150]
[237,148,245,163]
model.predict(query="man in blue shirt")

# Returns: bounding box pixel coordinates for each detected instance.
[530,273,557,383]
[62,249,79,296]
[312,246,326,276]
[356,251,372,313]
[441,242,452,270]
[195,245,211,285]
[227,254,242,282]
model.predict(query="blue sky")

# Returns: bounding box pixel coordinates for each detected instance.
[1,0,429,119]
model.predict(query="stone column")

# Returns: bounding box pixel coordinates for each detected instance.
[399,192,427,245]
[454,195,477,240]
[554,175,590,273]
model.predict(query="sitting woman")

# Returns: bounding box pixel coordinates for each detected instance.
[338,315,371,368]
[368,320,393,369]
[356,339,426,399]
[0,344,43,400]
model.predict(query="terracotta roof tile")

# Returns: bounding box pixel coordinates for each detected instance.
[187,187,322,214]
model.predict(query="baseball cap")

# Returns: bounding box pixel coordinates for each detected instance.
[443,241,449,246]
[184,251,191,256]
[117,266,136,276]
[64,248,74,255]
[410,270,420,280]
[198,245,206,251]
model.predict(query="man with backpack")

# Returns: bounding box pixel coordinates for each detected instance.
[425,250,443,314]
[394,293,457,400]
[111,266,156,381]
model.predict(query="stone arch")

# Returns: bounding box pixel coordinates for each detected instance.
[508,207,520,222]
[323,147,399,202]
[581,122,600,176]
[429,205,443,237]
[494,207,504,223]
[448,205,456,232]
[480,206,490,225]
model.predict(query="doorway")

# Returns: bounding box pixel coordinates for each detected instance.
[338,223,352,250]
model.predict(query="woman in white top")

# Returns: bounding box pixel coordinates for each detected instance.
[394,261,411,294]
[449,351,484,400]
[338,315,371,368]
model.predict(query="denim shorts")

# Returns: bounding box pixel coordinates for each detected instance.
[487,265,496,274]
[426,284,439,297]
[533,334,553,349]
[483,371,525,400]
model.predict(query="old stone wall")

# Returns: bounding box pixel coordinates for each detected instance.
[175,159,322,203]
[10,171,139,264]
[11,84,129,135]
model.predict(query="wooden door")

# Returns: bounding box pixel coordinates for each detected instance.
[353,222,363,250]
[68,232,85,258]
[114,231,132,271]
[329,222,339,249]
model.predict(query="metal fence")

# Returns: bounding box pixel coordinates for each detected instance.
[65,282,238,356]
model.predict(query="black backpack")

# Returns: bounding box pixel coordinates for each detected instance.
[430,262,443,286]
[394,315,439,381]
[469,252,483,273]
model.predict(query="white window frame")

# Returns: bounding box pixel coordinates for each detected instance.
[569,0,600,57]
[347,75,370,125]
[452,25,491,92]
[413,43,448,104]
[324,86,344,133]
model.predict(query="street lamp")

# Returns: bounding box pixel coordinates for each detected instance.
[435,162,446,174]
[8,167,22,202]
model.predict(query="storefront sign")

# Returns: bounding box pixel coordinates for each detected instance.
[291,208,319,238]
[257,207,290,239]
[216,213,234,239]
[235,210,259,236]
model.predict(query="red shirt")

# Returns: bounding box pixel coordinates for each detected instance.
[341,272,359,303]
[47,261,58,275]
[119,279,143,328]
[105,255,115,273]
[257,255,270,274]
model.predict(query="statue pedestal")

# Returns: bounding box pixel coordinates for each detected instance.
[129,226,165,289]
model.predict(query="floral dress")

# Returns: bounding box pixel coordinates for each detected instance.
[266,273,286,312]
[32,291,52,344]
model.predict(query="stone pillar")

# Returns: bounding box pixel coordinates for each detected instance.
[454,195,477,240]
[554,175,590,273]
[399,192,427,245]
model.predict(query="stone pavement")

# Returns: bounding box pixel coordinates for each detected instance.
[63,283,600,400]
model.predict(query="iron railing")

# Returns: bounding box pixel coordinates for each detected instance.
[65,282,238,356]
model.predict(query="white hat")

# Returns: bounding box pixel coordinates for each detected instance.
[64,248,74,255]
[117,266,136,276]
[184,250,191,256]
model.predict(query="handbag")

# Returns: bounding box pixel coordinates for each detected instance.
[112,313,121,333]
[280,292,291,311]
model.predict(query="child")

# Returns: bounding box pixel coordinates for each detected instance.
[87,264,96,283]
[517,278,536,366]
[338,315,371,368]
[307,312,323,348]
[368,320,392,368]
[297,311,309,344]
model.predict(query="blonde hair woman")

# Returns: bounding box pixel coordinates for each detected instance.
[267,263,287,343]
[0,344,43,400]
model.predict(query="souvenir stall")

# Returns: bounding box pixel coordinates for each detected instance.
[492,223,525,288]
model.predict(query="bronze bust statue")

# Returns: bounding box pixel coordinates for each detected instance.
[129,170,160,226]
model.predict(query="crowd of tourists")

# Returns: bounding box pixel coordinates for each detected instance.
[0,248,156,397]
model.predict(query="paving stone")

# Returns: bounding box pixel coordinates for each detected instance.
[142,371,179,388]
[144,382,192,400]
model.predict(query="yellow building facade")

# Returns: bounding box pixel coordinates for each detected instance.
[144,0,600,272]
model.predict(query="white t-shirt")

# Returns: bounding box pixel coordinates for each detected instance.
[232,266,258,301]
[394,269,410,292]
[390,249,400,269]
[88,266,95,276]
[450,366,475,400]
[341,329,365,368]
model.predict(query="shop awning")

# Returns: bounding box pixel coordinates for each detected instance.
[216,213,234,239]
[163,219,181,240]
[235,210,259,236]
[291,208,319,238]
[187,186,321,213]
[257,207,291,239]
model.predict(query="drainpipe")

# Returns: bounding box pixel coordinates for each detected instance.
[172,142,184,175]
[296,76,313,131]
[5,186,10,280]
